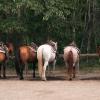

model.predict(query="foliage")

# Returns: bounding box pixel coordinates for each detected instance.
[0,0,100,53]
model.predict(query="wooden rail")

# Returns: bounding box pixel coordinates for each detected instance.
[80,53,99,57]
[59,53,99,58]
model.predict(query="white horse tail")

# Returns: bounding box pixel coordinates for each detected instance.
[37,48,43,78]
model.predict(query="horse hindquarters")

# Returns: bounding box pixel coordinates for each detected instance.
[0,53,7,78]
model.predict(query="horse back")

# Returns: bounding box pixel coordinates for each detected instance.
[19,46,36,62]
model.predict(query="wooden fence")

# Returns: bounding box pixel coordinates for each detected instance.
[59,53,99,58]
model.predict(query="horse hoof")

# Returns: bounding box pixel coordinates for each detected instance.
[42,78,47,81]
[33,75,35,78]
[3,76,7,79]
[73,75,75,78]
[69,78,72,81]
[20,77,24,80]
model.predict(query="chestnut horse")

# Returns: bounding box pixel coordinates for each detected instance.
[37,40,57,81]
[16,42,38,80]
[64,43,80,80]
[0,42,14,78]
[96,46,100,62]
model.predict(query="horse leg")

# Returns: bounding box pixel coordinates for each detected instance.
[76,61,79,75]
[14,58,20,76]
[42,61,48,81]
[53,59,56,72]
[38,60,43,79]
[25,62,28,79]
[99,57,100,63]
[32,62,36,78]
[3,62,6,78]
[73,62,79,79]
[19,63,24,80]
[73,66,76,78]
[0,63,1,78]
[52,59,56,76]
[68,65,73,80]
[47,64,50,73]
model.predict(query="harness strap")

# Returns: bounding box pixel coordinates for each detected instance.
[0,47,5,53]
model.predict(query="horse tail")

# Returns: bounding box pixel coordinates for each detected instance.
[14,49,20,76]
[67,50,73,66]
[37,48,43,77]
[67,50,73,79]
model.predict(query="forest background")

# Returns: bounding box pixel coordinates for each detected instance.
[0,0,100,68]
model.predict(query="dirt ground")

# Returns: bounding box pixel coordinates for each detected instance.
[0,70,100,100]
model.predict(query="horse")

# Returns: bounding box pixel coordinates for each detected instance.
[63,42,80,80]
[96,46,100,62]
[37,40,57,81]
[0,42,14,78]
[15,42,38,80]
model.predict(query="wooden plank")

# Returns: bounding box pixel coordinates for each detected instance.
[59,53,99,58]
[80,53,99,57]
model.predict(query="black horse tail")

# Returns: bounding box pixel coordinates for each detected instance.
[14,49,20,76]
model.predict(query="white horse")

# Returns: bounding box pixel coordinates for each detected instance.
[64,45,80,80]
[37,40,57,81]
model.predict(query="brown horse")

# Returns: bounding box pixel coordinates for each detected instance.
[96,46,100,62]
[16,43,38,80]
[0,42,14,78]
[6,42,14,55]
[96,46,100,56]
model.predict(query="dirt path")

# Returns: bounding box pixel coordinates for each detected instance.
[0,73,100,100]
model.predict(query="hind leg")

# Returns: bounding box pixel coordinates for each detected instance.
[14,58,20,76]
[51,60,56,76]
[73,66,76,78]
[42,61,48,81]
[0,64,1,78]
[3,62,6,78]
[25,62,28,79]
[19,63,24,80]
[38,60,43,79]
[32,62,36,78]
[68,66,73,80]
[53,59,56,72]
[76,62,79,76]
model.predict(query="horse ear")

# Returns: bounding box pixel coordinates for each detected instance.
[56,42,57,45]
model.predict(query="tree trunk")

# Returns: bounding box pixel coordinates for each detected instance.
[86,0,94,63]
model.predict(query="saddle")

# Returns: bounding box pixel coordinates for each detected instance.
[0,45,9,59]
[69,41,80,54]
[0,47,6,53]
[28,46,37,53]
[74,47,80,54]
[47,44,56,53]
[47,41,57,53]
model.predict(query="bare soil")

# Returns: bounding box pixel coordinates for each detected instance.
[0,70,100,100]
